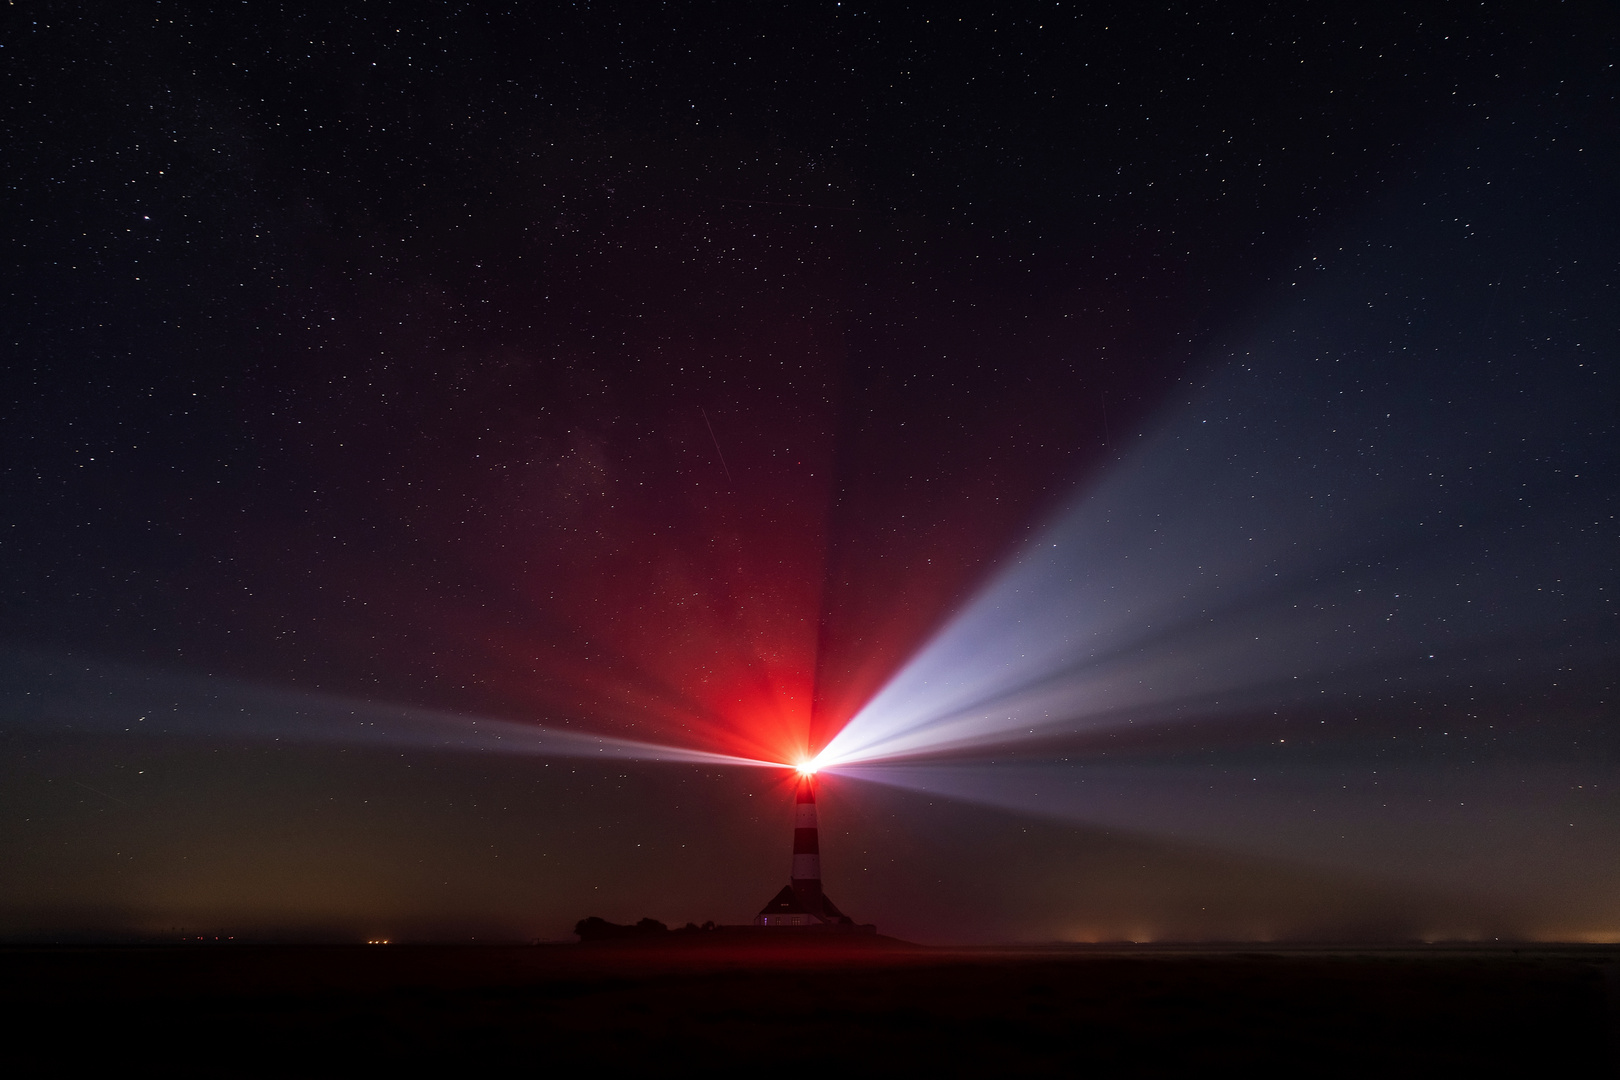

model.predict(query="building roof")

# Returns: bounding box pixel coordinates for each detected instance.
[758,884,809,915]
[757,884,853,923]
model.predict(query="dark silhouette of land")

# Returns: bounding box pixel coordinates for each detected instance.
[572,915,887,944]
[2,942,1615,1074]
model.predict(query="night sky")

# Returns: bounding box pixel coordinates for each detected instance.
[3,2,1617,944]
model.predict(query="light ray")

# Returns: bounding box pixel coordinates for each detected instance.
[0,648,778,769]
[818,142,1616,772]
[832,757,1620,899]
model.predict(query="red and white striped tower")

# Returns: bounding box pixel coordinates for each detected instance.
[755,769,865,927]
[789,773,824,916]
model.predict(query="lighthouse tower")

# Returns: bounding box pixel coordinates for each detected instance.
[754,773,862,928]
[790,774,824,911]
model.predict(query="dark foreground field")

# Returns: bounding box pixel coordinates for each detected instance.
[2,940,1616,1076]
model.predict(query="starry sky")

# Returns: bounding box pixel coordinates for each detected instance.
[2,1,1616,943]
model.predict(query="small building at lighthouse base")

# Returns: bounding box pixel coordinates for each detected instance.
[754,884,868,929]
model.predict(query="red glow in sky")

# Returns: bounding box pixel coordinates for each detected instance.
[148,205,1158,769]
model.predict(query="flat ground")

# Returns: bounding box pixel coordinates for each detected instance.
[2,941,1615,1076]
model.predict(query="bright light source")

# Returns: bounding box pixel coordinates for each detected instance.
[795,759,818,776]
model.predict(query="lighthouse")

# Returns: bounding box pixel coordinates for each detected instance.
[754,771,865,928]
